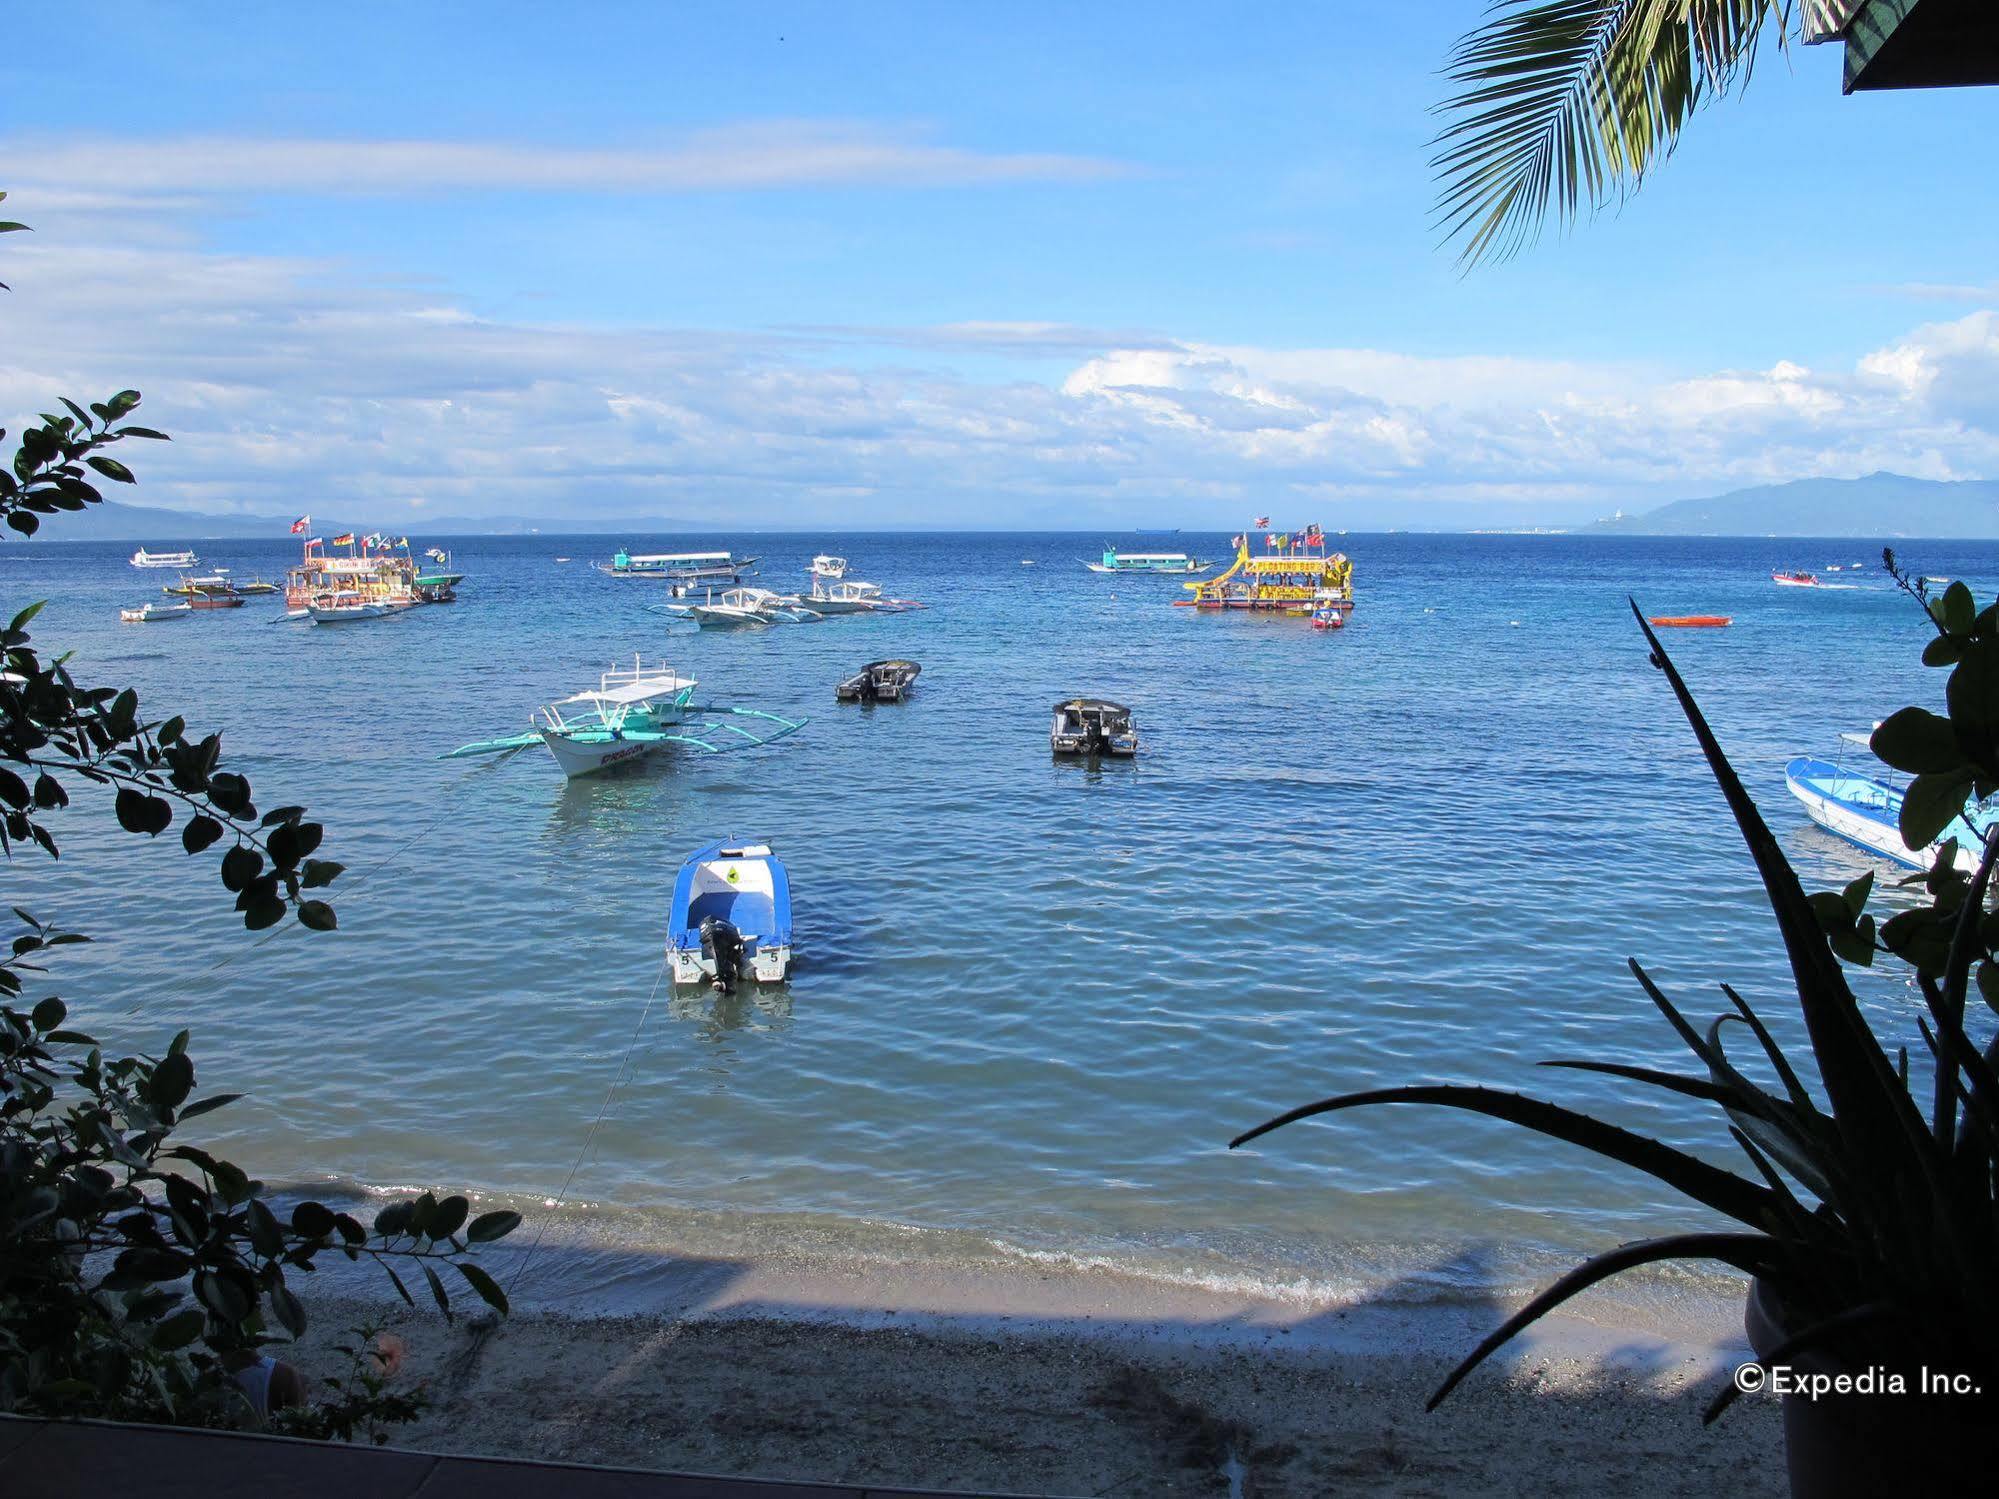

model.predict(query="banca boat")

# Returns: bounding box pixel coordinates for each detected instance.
[130,548,197,569]
[835,659,920,702]
[163,570,241,598]
[598,549,756,583]
[809,554,848,580]
[305,591,411,623]
[1648,615,1732,628]
[805,578,906,614]
[1085,549,1211,574]
[187,593,246,610]
[1051,699,1137,756]
[443,656,805,780]
[1786,731,1999,873]
[654,587,822,626]
[668,840,792,990]
[1772,571,1819,587]
[119,601,192,623]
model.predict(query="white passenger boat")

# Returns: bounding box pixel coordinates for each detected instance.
[131,548,197,569]
[1786,732,1997,873]
[597,549,755,583]
[119,601,192,623]
[808,554,848,580]
[442,656,805,780]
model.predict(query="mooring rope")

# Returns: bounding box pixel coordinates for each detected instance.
[504,948,671,1300]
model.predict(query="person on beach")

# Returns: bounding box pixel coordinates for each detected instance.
[222,1349,307,1424]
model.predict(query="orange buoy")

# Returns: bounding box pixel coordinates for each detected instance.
[1647,615,1731,628]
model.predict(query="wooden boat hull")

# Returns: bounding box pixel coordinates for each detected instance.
[1647,615,1731,628]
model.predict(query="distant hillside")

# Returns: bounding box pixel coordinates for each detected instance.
[5,499,736,542]
[1593,473,1999,538]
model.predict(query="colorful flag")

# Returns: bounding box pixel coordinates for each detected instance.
[1231,534,1245,548]
[331,532,354,547]
[1253,515,1269,528]
[395,536,409,548]
[290,514,310,534]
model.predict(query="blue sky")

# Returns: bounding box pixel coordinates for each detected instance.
[3,2,1997,528]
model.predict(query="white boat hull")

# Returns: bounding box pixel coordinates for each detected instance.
[1787,771,1978,873]
[541,729,664,779]
[671,942,790,986]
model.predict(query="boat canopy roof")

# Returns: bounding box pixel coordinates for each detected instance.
[555,677,692,707]
[1105,551,1188,561]
[1840,731,1876,747]
[624,551,732,562]
[1055,698,1130,714]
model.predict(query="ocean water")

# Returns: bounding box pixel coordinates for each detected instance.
[2,531,1984,1307]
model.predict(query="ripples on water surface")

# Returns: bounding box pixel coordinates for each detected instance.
[4,532,1986,1303]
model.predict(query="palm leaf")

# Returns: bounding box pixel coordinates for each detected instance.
[1433,0,1786,265]
[1630,606,1937,1187]
[1230,1083,1779,1228]
[1427,1232,1779,1409]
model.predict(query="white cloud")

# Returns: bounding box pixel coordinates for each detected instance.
[3,223,1997,529]
[0,124,1132,199]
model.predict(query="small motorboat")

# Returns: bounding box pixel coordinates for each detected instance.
[1647,615,1732,628]
[233,577,282,595]
[835,659,921,702]
[1772,571,1818,587]
[187,593,247,610]
[119,602,191,623]
[1310,606,1346,630]
[1051,699,1137,757]
[808,554,848,580]
[668,840,792,990]
[1787,731,1998,873]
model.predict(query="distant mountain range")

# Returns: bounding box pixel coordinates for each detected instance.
[1591,473,1999,538]
[7,472,1996,541]
[1,500,712,542]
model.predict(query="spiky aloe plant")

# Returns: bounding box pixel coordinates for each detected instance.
[1233,559,1999,1423]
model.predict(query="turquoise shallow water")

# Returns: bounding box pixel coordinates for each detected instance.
[2,531,1987,1303]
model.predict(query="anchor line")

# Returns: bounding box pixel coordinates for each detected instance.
[506,950,671,1299]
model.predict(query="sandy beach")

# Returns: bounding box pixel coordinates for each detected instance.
[284,1243,1785,1497]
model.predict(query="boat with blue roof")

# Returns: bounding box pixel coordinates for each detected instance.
[668,840,793,990]
[1786,730,1999,872]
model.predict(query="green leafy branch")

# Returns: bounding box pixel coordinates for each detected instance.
[3,605,343,932]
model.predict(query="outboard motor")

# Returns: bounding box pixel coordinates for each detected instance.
[699,915,744,995]
[1081,711,1108,756]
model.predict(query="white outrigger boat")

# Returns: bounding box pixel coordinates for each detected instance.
[131,548,197,569]
[806,578,903,614]
[1786,731,1999,873]
[652,587,823,627]
[305,590,412,624]
[443,656,805,779]
[119,601,192,623]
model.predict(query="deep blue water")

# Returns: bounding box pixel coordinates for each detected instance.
[2,530,1984,1303]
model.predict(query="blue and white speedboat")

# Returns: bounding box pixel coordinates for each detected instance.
[668,841,793,988]
[1786,732,1998,873]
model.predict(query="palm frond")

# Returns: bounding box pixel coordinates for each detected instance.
[1427,1232,1780,1409]
[1433,0,1788,266]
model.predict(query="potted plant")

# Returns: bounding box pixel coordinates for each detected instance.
[1231,556,1999,1497]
